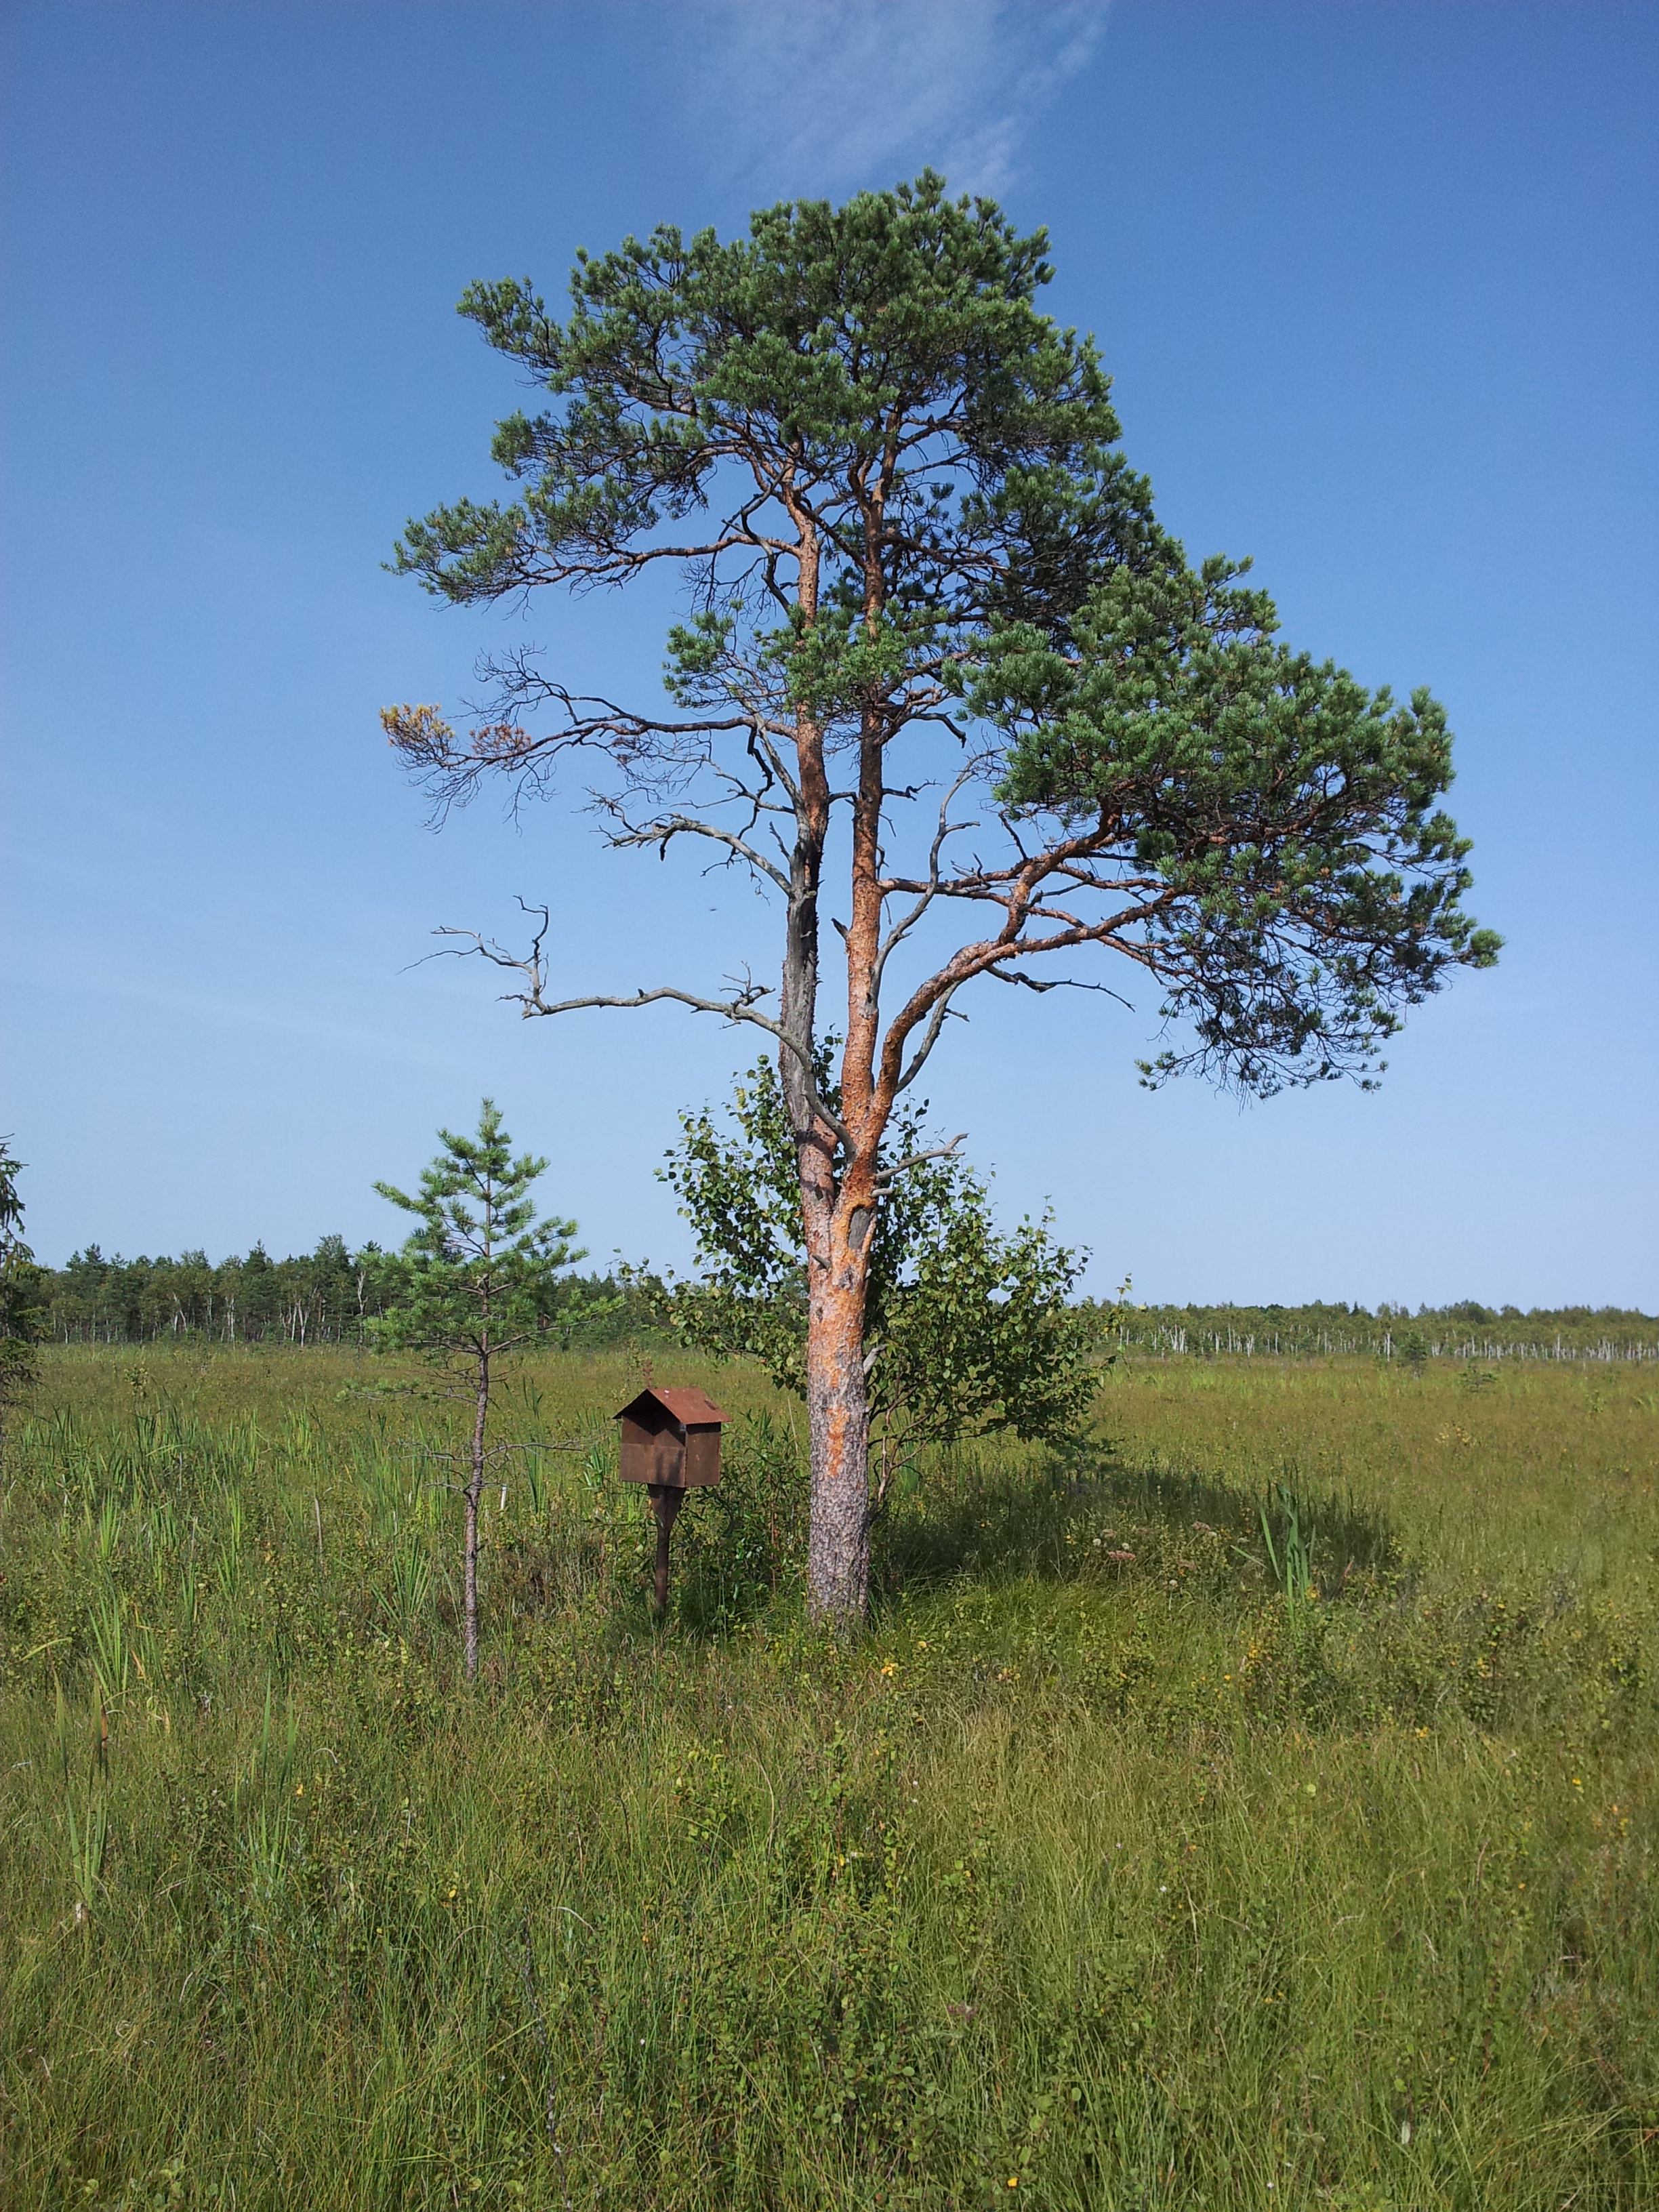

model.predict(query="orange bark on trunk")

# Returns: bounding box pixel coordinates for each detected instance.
[802,1180,876,1624]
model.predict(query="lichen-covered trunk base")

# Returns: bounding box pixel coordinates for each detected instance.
[805,1277,871,1627]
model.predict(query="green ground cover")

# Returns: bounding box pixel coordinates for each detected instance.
[2,1347,1656,2209]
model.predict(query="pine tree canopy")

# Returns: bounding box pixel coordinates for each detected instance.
[386,171,1495,1104]
[373,1100,582,1362]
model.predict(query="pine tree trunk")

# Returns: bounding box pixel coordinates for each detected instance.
[804,1249,872,1626]
[464,1363,488,1681]
[462,1478,480,1680]
[773,508,878,1626]
[773,504,885,1627]
[796,478,896,1631]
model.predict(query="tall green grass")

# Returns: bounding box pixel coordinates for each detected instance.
[1,1346,1656,2209]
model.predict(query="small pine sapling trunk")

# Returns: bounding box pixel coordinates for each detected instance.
[373,1101,581,1680]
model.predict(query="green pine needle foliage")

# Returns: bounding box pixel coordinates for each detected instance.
[386,171,1495,1102]
[965,554,1500,1093]
[371,1099,587,1370]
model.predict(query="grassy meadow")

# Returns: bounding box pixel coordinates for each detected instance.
[1,1344,1656,2210]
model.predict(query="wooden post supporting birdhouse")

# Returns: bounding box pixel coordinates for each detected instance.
[615,1386,726,1615]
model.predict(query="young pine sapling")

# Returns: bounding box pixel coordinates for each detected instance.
[373,1101,581,1679]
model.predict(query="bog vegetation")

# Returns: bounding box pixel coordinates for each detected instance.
[3,1341,1656,2209]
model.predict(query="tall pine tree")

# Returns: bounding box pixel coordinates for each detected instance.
[386,173,1497,1624]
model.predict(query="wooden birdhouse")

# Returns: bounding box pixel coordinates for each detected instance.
[615,1386,728,1614]
[615,1386,727,1490]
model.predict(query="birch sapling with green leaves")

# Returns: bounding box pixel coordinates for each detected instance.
[660,1056,1094,1514]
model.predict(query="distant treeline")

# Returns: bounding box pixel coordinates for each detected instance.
[1088,1300,1659,1364]
[41,1240,660,1350]
[38,1246,1658,1365]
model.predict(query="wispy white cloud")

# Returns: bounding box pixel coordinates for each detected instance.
[682,1,1111,201]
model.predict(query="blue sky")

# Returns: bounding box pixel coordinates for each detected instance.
[2,0,1654,1307]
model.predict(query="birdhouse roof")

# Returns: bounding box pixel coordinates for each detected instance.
[615,1386,729,1429]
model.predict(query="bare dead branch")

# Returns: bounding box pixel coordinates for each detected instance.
[986,965,1136,1012]
[872,1132,967,1192]
[893,987,967,1095]
[426,902,854,1152]
[602,811,792,893]
[872,764,979,997]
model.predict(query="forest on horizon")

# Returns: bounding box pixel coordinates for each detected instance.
[36,1236,1659,1359]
